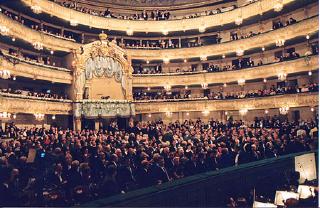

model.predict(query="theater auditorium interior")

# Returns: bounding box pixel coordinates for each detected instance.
[0,0,318,207]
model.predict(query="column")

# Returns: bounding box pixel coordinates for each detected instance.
[74,117,81,131]
[95,120,101,130]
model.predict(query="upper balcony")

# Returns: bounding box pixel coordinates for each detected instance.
[132,55,318,87]
[20,0,309,34]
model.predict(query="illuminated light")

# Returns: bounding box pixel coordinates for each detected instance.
[306,35,310,40]
[238,79,246,86]
[146,60,150,64]
[12,76,16,81]
[223,83,227,87]
[31,5,42,14]
[184,59,187,63]
[186,112,190,116]
[126,29,133,36]
[0,25,9,36]
[50,50,54,55]
[277,72,287,81]
[164,85,171,91]
[33,42,43,50]
[199,26,206,33]
[276,39,285,47]
[239,109,248,116]
[298,185,316,199]
[236,49,244,56]
[262,47,265,51]
[0,112,11,119]
[70,19,79,26]
[0,70,11,79]
[162,30,169,35]
[148,114,152,118]
[308,71,312,76]
[279,106,289,115]
[235,16,243,25]
[263,78,267,83]
[12,114,16,119]
[225,111,228,115]
[165,112,172,117]
[147,87,150,91]
[52,115,56,120]
[34,113,45,120]
[200,55,207,61]
[222,54,226,59]
[202,109,210,116]
[11,37,15,42]
[163,58,170,64]
[311,107,314,112]
[265,109,269,114]
[185,86,188,89]
[201,83,208,89]
[274,0,283,12]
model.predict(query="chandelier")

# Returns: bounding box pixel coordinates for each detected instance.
[201,83,208,89]
[236,49,244,56]
[0,112,11,119]
[274,0,283,12]
[31,5,42,14]
[34,113,45,120]
[279,106,289,115]
[278,72,287,81]
[0,70,11,79]
[70,19,79,26]
[164,85,171,91]
[239,109,248,116]
[276,39,285,47]
[0,25,9,36]
[238,79,246,86]
[235,16,243,25]
[33,42,43,50]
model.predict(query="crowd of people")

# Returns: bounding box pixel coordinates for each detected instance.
[0,115,317,206]
[133,83,318,101]
[272,17,297,30]
[0,87,69,100]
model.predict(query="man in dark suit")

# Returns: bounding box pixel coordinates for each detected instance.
[134,160,151,188]
[149,154,170,185]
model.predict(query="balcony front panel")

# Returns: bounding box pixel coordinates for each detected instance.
[0,56,73,84]
[134,93,318,114]
[21,0,295,33]
[0,94,72,115]
[132,56,318,87]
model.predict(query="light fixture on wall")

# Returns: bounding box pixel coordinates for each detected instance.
[164,85,171,91]
[238,79,246,86]
[31,5,42,14]
[0,25,9,36]
[34,113,45,120]
[308,71,312,76]
[162,30,169,35]
[163,58,170,64]
[185,85,188,89]
[146,60,150,64]
[32,42,43,50]
[262,47,265,51]
[200,55,207,61]
[147,87,151,91]
[225,111,228,115]
[274,0,283,12]
[276,39,285,47]
[165,111,172,117]
[306,35,310,40]
[70,19,79,26]
[0,112,11,119]
[222,54,226,59]
[223,83,227,87]
[199,26,206,33]
[186,112,190,116]
[184,59,187,63]
[52,115,56,120]
[50,50,54,55]
[235,16,243,25]
[279,106,289,115]
[263,78,267,83]
[311,107,315,112]
[236,49,244,56]
[0,70,11,79]
[264,109,269,114]
[202,109,210,116]
[11,37,16,42]
[278,72,287,81]
[126,29,133,36]
[148,114,152,118]
[201,83,208,89]
[239,109,248,116]
[12,114,17,119]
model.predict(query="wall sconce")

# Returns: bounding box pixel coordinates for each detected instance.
[279,106,289,115]
[0,25,9,36]
[70,19,79,26]
[239,109,248,116]
[274,0,283,12]
[277,72,287,81]
[163,58,170,64]
[34,113,45,120]
[0,70,11,79]
[236,49,244,56]
[201,83,208,89]
[223,83,227,87]
[202,109,210,116]
[162,30,169,35]
[200,55,207,61]
[165,112,172,117]
[32,42,44,50]
[126,29,133,36]
[235,16,243,25]
[199,26,206,33]
[164,85,171,91]
[147,114,152,118]
[52,115,56,120]
[238,79,246,86]
[276,39,285,47]
[31,5,42,14]
[0,112,11,119]
[265,109,269,114]
[308,71,312,76]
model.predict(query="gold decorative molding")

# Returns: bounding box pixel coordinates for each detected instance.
[0,57,73,84]
[0,13,317,61]
[132,56,319,87]
[126,17,319,60]
[21,0,295,33]
[0,13,79,52]
[0,95,72,115]
[134,93,318,114]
